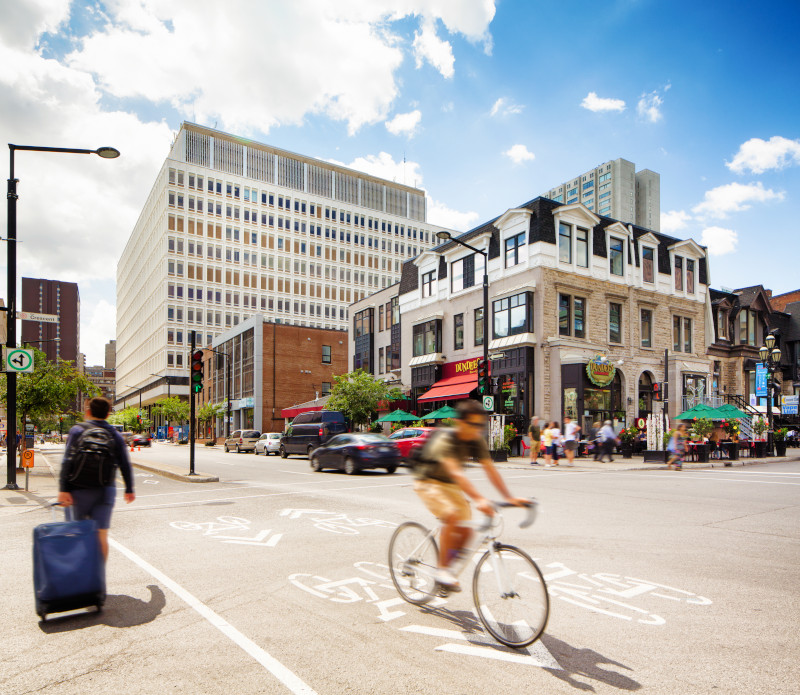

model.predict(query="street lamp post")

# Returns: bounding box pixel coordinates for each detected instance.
[758,332,782,457]
[435,230,490,394]
[5,144,119,490]
[125,385,142,430]
[206,347,232,438]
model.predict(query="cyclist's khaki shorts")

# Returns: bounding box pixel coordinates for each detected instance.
[414,479,471,522]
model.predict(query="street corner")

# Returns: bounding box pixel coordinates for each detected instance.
[130,460,219,483]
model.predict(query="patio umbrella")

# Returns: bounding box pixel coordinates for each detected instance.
[376,409,418,423]
[714,403,749,420]
[675,403,721,420]
[423,405,459,420]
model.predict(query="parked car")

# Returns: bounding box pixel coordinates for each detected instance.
[255,432,282,456]
[388,426,437,464]
[131,433,152,447]
[224,429,261,453]
[279,411,348,458]
[309,433,400,475]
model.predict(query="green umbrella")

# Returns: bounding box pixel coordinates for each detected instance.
[675,403,721,420]
[424,405,459,420]
[376,409,418,423]
[714,403,749,420]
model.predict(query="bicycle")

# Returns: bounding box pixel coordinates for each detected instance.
[387,500,549,648]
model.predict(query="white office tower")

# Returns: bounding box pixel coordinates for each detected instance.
[117,122,446,400]
[542,158,661,231]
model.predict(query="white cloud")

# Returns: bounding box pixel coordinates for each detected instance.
[385,109,422,137]
[490,97,524,117]
[692,181,784,218]
[637,90,664,123]
[726,136,800,174]
[0,0,70,50]
[701,226,739,256]
[503,144,535,164]
[427,198,480,232]
[580,92,626,113]
[413,17,455,79]
[661,210,692,233]
[331,152,424,188]
[81,298,117,366]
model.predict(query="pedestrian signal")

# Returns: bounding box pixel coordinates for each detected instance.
[477,358,489,395]
[652,382,662,401]
[191,349,204,394]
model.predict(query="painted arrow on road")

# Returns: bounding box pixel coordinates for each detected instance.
[214,529,283,547]
[279,508,329,519]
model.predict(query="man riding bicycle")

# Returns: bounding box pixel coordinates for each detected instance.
[413,399,528,589]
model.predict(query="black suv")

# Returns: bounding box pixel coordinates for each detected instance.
[280,411,348,458]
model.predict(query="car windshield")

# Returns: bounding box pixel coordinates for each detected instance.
[357,434,390,443]
[268,434,281,439]
[388,431,405,440]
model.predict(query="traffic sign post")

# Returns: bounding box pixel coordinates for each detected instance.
[482,396,495,412]
[18,311,58,324]
[3,347,34,373]
[21,449,34,491]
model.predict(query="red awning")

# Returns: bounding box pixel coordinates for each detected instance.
[417,373,478,403]
[280,405,324,419]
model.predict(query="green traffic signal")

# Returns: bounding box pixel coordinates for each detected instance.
[191,349,204,394]
[477,359,489,395]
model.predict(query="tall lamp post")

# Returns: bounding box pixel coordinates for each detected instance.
[758,332,782,457]
[206,347,232,438]
[125,385,143,431]
[435,230,490,393]
[5,144,119,490]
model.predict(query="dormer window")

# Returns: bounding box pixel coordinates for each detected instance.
[675,256,684,291]
[576,228,589,267]
[642,247,655,284]
[609,237,624,276]
[559,222,572,263]
[686,259,695,293]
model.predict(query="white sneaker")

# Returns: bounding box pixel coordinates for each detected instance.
[435,568,461,590]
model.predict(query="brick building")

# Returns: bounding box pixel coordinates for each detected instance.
[197,317,347,437]
[21,278,80,364]
[767,288,800,313]
[350,197,712,432]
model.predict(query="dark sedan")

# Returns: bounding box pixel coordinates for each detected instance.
[131,433,152,447]
[309,433,400,475]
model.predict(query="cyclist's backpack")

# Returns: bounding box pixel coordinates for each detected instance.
[407,429,450,479]
[66,423,118,488]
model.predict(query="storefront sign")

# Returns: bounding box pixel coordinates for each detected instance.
[443,357,480,379]
[636,417,646,430]
[586,355,616,387]
[755,363,768,398]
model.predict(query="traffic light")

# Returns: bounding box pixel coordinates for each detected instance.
[652,382,662,401]
[191,349,204,394]
[477,358,489,395]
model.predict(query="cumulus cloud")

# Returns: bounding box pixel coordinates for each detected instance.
[661,210,692,233]
[385,109,422,137]
[0,0,70,50]
[490,97,524,117]
[726,136,800,174]
[81,298,117,367]
[637,90,664,123]
[503,144,535,164]
[330,152,424,188]
[413,17,455,79]
[580,92,626,113]
[701,226,738,256]
[427,198,480,232]
[692,182,784,218]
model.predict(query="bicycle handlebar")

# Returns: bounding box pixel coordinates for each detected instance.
[476,498,538,532]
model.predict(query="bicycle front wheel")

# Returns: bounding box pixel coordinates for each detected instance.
[388,522,439,605]
[473,544,549,648]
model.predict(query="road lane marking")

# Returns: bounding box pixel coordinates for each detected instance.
[611,473,800,486]
[108,537,317,695]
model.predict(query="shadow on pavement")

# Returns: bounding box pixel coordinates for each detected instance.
[39,585,166,633]
[540,634,641,691]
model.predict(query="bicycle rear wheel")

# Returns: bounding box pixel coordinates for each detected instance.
[388,522,439,605]
[472,544,549,648]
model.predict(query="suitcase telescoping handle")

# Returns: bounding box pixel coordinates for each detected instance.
[47,501,74,522]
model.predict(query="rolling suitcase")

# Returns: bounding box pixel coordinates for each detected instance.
[33,504,106,620]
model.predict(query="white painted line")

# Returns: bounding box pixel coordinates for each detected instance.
[280,470,314,475]
[689,470,800,477]
[611,473,800,486]
[108,537,317,695]
[401,625,471,640]
[436,643,559,668]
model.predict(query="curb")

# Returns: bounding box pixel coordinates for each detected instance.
[130,460,219,483]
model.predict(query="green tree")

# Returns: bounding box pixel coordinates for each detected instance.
[0,348,98,432]
[197,402,225,436]
[325,369,403,430]
[152,396,190,430]
[109,406,151,433]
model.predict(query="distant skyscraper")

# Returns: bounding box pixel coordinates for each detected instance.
[105,340,117,370]
[542,158,661,231]
[21,278,80,364]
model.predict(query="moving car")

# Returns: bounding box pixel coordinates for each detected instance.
[224,429,261,453]
[131,433,152,447]
[255,432,282,455]
[388,426,437,464]
[309,433,400,475]
[279,410,348,458]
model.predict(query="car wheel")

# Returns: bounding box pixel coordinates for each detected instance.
[311,456,323,472]
[385,465,397,474]
[236,445,241,453]
[224,444,229,452]
[307,445,315,458]
[344,457,358,475]
[280,446,288,459]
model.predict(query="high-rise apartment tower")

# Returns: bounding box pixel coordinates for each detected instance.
[21,278,80,364]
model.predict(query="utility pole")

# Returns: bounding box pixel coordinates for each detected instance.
[663,348,669,463]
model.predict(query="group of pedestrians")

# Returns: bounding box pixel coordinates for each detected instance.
[526,416,581,467]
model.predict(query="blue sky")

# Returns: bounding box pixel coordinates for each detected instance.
[1,0,799,364]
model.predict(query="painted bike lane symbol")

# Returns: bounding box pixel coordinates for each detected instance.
[279,508,396,535]
[169,516,283,547]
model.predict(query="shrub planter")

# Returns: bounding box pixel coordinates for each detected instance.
[775,441,787,457]
[491,450,508,462]
[620,443,633,459]
[643,450,667,463]
[754,441,767,458]
[696,444,709,463]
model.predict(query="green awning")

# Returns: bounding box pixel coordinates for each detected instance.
[714,403,750,420]
[376,409,418,423]
[423,405,459,420]
[675,403,722,420]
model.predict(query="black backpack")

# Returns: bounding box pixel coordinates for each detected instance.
[407,429,450,480]
[66,422,118,488]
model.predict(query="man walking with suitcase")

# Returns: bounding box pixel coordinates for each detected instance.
[58,397,135,560]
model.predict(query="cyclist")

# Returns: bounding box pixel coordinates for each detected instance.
[413,399,528,590]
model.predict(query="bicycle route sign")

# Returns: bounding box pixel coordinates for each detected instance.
[482,396,494,412]
[3,348,34,373]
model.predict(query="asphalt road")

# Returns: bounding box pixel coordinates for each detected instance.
[2,444,798,694]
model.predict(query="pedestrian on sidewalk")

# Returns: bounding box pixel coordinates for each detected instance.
[544,421,562,467]
[58,397,136,561]
[563,416,581,466]
[667,424,687,471]
[528,416,541,465]
[598,420,617,462]
[588,421,602,460]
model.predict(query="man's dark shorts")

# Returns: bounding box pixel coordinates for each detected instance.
[70,486,116,529]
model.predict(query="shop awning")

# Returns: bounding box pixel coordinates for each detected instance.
[281,395,330,419]
[417,373,477,403]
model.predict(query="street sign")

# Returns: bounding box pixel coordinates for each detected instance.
[18,311,59,324]
[489,353,505,360]
[482,396,494,412]
[21,450,34,468]
[3,348,34,372]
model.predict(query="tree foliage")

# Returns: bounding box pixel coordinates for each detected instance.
[108,406,152,433]
[324,369,404,430]
[152,396,190,425]
[0,348,98,430]
[197,402,225,426]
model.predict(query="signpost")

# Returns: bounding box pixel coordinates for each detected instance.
[18,311,59,324]
[3,347,34,373]
[21,449,34,491]
[482,396,495,412]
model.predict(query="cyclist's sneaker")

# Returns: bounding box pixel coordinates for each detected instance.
[435,568,461,591]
